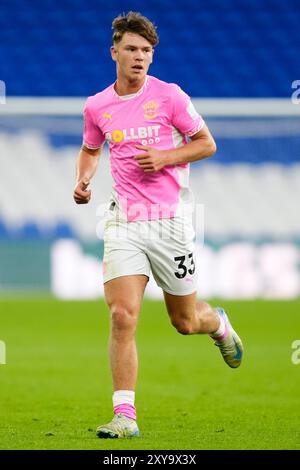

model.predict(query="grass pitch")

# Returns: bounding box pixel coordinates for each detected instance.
[0,297,299,450]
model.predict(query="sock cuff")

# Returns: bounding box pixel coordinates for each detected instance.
[113,390,135,407]
[211,310,227,339]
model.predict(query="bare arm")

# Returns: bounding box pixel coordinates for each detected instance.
[134,124,217,172]
[165,124,217,165]
[73,145,101,204]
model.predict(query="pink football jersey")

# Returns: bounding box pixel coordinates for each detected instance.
[83,75,204,221]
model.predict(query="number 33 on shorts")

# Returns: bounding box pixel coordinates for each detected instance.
[174,252,195,279]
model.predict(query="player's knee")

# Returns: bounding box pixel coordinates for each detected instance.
[111,304,138,333]
[171,317,194,335]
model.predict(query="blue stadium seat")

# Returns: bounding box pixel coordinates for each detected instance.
[1,0,299,97]
[18,222,43,240]
[52,222,75,239]
[0,220,10,240]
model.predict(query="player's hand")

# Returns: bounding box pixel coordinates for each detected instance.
[73,178,91,204]
[134,144,167,173]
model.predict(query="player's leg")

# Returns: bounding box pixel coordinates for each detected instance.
[163,291,243,368]
[105,274,148,392]
[163,291,219,335]
[145,217,243,369]
[97,209,151,438]
[96,274,148,438]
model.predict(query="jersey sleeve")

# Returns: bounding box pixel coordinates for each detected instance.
[170,85,204,136]
[82,98,105,149]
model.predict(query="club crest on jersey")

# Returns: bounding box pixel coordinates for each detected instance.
[143,101,159,119]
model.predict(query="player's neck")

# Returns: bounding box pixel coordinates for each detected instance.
[114,76,147,96]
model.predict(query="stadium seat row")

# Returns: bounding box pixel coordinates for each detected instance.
[0,128,299,241]
[1,0,299,96]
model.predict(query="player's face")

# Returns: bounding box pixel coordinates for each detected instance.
[111,32,154,82]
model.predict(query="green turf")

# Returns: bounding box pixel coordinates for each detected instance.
[0,298,299,450]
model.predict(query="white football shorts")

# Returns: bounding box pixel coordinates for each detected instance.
[102,202,197,296]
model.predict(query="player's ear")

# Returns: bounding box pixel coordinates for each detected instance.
[111,45,117,62]
[150,48,155,64]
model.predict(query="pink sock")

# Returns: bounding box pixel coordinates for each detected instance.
[114,404,136,420]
